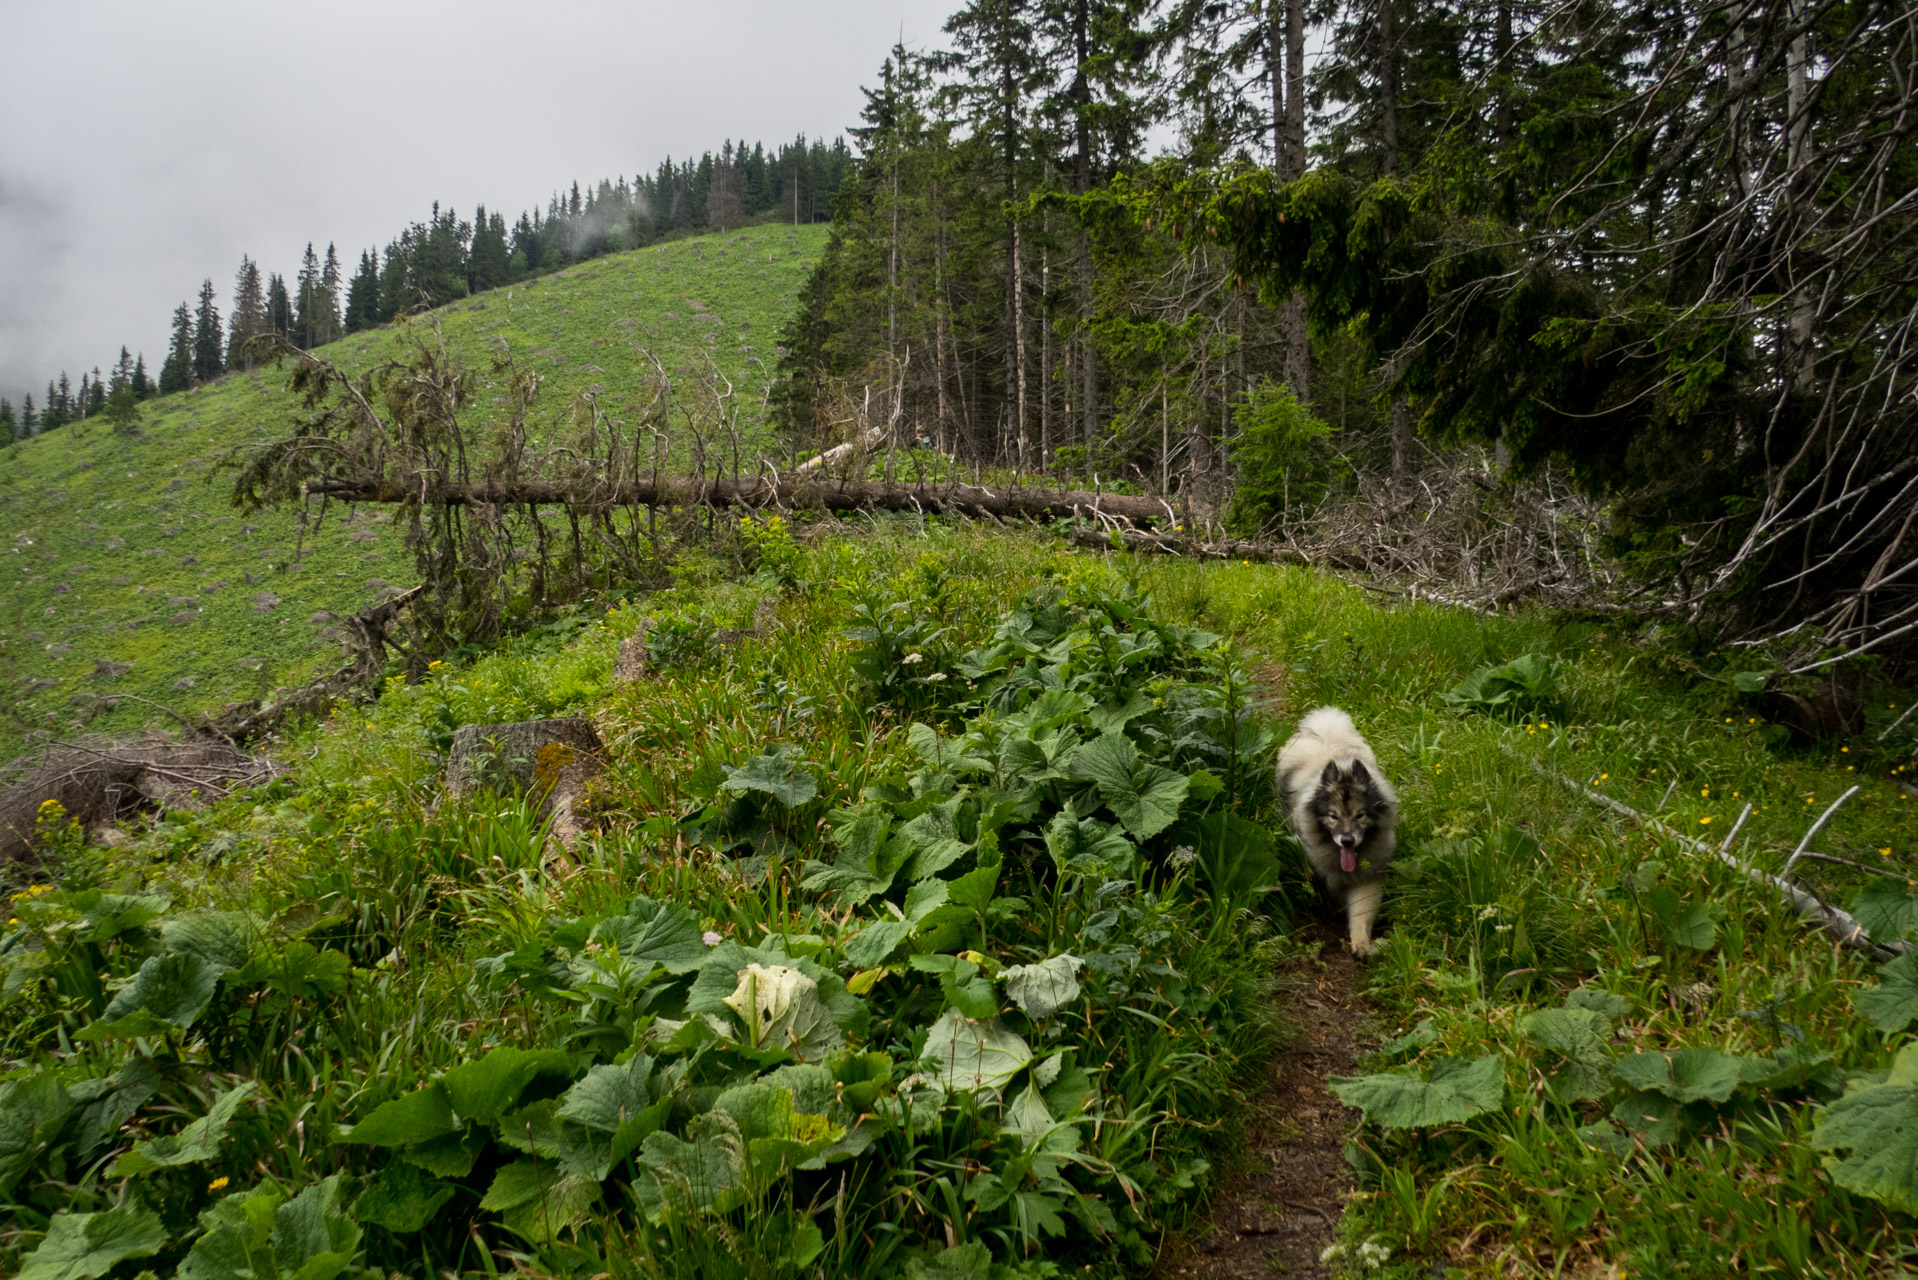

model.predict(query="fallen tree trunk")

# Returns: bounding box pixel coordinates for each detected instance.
[302,475,1174,527]
[1064,526,1323,566]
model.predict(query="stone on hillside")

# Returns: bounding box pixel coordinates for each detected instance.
[253,592,280,613]
[612,620,655,685]
[173,676,197,690]
[93,659,131,679]
[446,717,605,846]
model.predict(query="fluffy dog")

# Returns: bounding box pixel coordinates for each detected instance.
[1276,706,1398,956]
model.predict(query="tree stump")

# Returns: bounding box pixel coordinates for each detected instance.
[445,717,605,845]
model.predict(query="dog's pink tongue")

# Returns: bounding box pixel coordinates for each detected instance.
[1340,847,1358,874]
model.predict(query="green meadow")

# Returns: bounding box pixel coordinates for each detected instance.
[5,521,1918,1276]
[0,222,828,755]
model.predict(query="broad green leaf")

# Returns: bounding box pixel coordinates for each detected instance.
[1088,690,1152,733]
[904,1241,993,1280]
[110,1080,257,1176]
[178,1185,282,1280]
[1809,1041,1918,1215]
[844,920,912,969]
[1042,808,1135,878]
[1575,1120,1635,1157]
[400,1127,486,1177]
[0,1072,74,1196]
[338,1084,455,1146]
[480,1159,561,1211]
[1003,955,1084,1021]
[1564,989,1632,1019]
[923,1010,1031,1094]
[555,1055,655,1132]
[1611,1047,1745,1104]
[1738,1046,1837,1092]
[1647,887,1719,950]
[722,963,846,1058]
[1849,879,1918,944]
[711,1082,842,1176]
[722,748,818,807]
[590,896,709,972]
[163,910,265,970]
[907,722,992,774]
[272,1175,361,1280]
[1609,1089,1681,1145]
[440,1046,575,1125]
[1071,732,1189,839]
[1855,954,1918,1034]
[352,1161,454,1234]
[98,951,224,1031]
[903,878,949,924]
[632,1130,740,1222]
[499,1173,599,1243]
[74,891,169,940]
[229,942,351,1000]
[1329,1055,1504,1128]
[1520,1008,1612,1102]
[18,1208,165,1280]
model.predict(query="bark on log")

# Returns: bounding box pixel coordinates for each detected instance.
[1064,526,1322,567]
[302,475,1173,527]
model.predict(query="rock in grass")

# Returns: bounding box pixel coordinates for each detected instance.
[446,718,606,847]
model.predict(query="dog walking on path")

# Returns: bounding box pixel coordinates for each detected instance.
[1277,706,1398,956]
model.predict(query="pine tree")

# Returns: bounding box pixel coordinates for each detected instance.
[343,249,381,333]
[85,368,106,417]
[267,273,294,338]
[294,243,323,348]
[228,255,268,369]
[132,353,152,399]
[77,373,92,420]
[317,243,344,345]
[192,278,225,382]
[20,394,37,436]
[0,398,14,443]
[160,302,194,394]
[468,207,511,293]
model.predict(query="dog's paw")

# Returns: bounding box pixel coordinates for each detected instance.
[1349,938,1375,959]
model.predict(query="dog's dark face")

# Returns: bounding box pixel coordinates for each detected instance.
[1311,760,1388,872]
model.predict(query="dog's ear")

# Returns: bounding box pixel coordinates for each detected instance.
[1320,760,1344,787]
[1349,759,1373,788]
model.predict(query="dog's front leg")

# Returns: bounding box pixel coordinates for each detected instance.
[1345,881,1383,957]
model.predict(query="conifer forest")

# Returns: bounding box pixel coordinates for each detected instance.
[4,2,1918,1278]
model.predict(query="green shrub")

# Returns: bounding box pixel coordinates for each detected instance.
[1226,381,1332,536]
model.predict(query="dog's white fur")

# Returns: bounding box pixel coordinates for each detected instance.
[1276,706,1398,956]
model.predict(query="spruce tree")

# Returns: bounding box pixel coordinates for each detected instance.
[20,394,37,435]
[192,278,225,382]
[160,303,194,394]
[267,273,294,338]
[318,243,344,345]
[343,249,381,333]
[294,243,323,348]
[0,398,14,443]
[85,368,106,417]
[468,208,510,293]
[228,255,268,369]
[131,353,152,399]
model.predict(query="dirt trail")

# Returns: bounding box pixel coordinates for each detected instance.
[1155,926,1368,1279]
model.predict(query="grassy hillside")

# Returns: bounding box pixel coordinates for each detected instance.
[0,222,828,756]
[3,523,1916,1278]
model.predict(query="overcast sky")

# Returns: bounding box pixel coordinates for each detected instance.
[0,0,956,408]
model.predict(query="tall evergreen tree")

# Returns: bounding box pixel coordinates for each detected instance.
[266,273,294,338]
[343,249,381,333]
[192,278,225,383]
[468,207,510,293]
[0,398,14,443]
[85,367,106,417]
[294,243,323,348]
[131,353,152,399]
[20,394,37,436]
[228,255,268,369]
[159,302,194,394]
[317,243,344,345]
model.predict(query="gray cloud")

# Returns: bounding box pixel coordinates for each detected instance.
[0,0,953,407]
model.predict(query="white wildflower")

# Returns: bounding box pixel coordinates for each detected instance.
[925,671,947,682]
[1169,845,1198,868]
[1318,1242,1347,1263]
[1477,904,1499,921]
[702,930,723,947]
[1358,1238,1393,1268]
[902,652,924,664]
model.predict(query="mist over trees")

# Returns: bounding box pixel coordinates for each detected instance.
[7,134,852,441]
